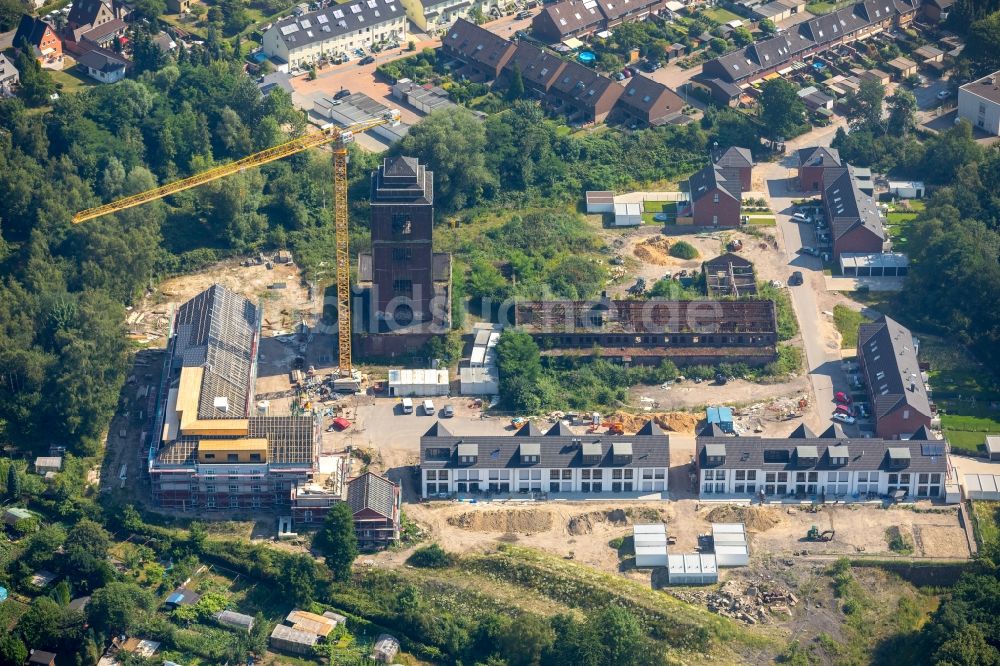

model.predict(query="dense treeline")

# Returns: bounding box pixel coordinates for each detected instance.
[394,102,708,212]
[896,151,1000,372]
[0,56,354,455]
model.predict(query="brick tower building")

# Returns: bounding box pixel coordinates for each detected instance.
[369,156,435,326]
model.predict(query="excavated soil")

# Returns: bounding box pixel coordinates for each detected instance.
[567,509,630,535]
[704,505,783,532]
[448,509,554,534]
[632,236,673,265]
[609,411,700,434]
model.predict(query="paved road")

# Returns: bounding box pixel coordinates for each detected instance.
[757,119,856,435]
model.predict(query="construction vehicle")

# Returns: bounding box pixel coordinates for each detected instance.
[72,111,402,380]
[806,525,835,542]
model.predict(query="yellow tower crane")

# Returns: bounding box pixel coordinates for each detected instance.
[72,110,402,378]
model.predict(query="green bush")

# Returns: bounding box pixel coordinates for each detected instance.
[407,544,454,568]
[669,241,699,260]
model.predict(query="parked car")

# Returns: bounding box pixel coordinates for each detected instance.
[422,399,435,415]
[442,404,455,418]
[334,88,351,99]
[516,9,532,19]
[835,404,854,416]
[791,212,811,223]
[832,413,856,424]
[359,55,376,65]
[614,72,626,81]
[936,89,951,100]
[789,271,804,286]
[715,373,728,385]
[621,68,633,78]
[798,246,819,256]
[401,398,413,414]
[835,391,852,404]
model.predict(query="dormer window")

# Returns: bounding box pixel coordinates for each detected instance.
[457,443,478,465]
[829,446,849,466]
[612,442,632,465]
[705,443,726,464]
[582,442,602,465]
[888,447,910,468]
[795,445,818,466]
[520,442,540,465]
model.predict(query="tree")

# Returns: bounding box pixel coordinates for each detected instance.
[0,635,27,666]
[732,26,754,46]
[19,597,86,654]
[131,0,166,22]
[507,65,525,101]
[591,607,647,665]
[498,614,554,666]
[709,37,728,53]
[397,108,497,211]
[759,79,805,140]
[0,0,27,31]
[845,78,885,130]
[7,464,20,500]
[312,502,358,581]
[14,49,54,107]
[967,12,1000,75]
[887,88,917,135]
[496,330,546,412]
[88,582,157,636]
[759,18,776,34]
[933,624,1000,665]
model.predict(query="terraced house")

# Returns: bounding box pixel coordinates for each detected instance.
[699,0,918,88]
[262,0,406,69]
[149,285,319,511]
[696,424,947,500]
[420,421,669,497]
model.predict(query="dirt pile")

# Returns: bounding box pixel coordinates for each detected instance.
[705,505,781,532]
[670,579,798,625]
[609,411,699,434]
[633,236,672,265]
[567,509,630,535]
[448,509,553,534]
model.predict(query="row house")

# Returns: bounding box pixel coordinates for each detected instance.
[262,0,406,69]
[700,0,917,87]
[696,423,947,501]
[443,19,686,127]
[796,146,841,193]
[420,420,669,497]
[399,0,484,33]
[532,0,664,42]
[857,315,933,439]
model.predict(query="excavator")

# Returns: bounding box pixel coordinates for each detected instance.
[72,111,402,381]
[806,525,835,542]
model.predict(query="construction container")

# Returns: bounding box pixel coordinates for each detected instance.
[667,553,718,584]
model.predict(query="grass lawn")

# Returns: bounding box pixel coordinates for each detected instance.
[641,200,676,225]
[833,304,872,349]
[885,211,918,253]
[50,67,96,95]
[920,334,1000,453]
[702,6,742,23]
[971,501,1000,554]
[807,0,854,13]
[748,216,776,226]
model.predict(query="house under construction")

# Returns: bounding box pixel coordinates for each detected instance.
[511,297,777,366]
[149,285,320,511]
[703,253,757,298]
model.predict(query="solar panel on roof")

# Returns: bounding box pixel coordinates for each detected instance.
[280,23,299,34]
[350,3,361,11]
[299,18,311,27]
[921,444,944,456]
[317,13,328,22]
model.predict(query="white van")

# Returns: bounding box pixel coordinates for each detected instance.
[423,399,435,415]
[401,398,413,414]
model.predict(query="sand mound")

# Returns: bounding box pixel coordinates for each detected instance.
[633,236,672,265]
[448,509,553,534]
[567,509,630,535]
[609,411,699,434]
[705,505,781,532]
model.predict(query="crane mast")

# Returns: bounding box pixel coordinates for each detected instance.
[72,110,402,377]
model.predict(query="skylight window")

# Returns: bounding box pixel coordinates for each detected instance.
[299,18,311,27]
[350,4,361,12]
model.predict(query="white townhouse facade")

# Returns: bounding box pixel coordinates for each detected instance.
[696,424,948,501]
[262,0,407,69]
[420,420,669,498]
[399,0,485,33]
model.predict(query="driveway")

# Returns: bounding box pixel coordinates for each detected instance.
[756,120,855,435]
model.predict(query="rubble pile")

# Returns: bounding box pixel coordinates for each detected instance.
[670,580,798,624]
